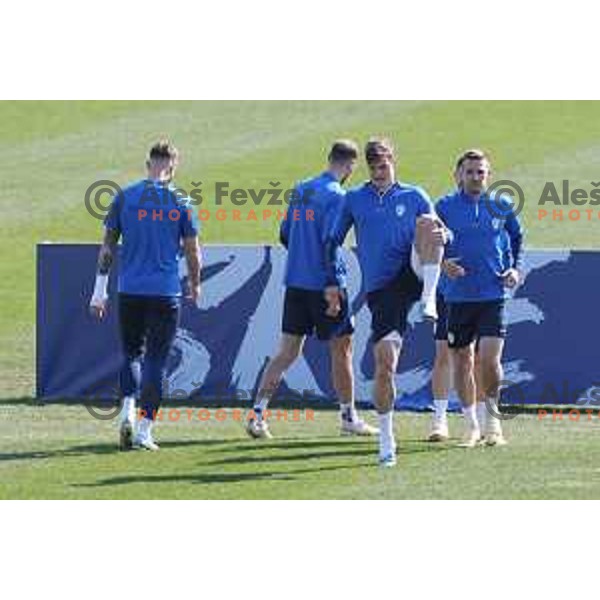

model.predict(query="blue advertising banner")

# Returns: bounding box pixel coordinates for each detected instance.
[36,244,596,409]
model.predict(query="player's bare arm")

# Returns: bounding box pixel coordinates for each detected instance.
[89,227,120,320]
[183,235,202,304]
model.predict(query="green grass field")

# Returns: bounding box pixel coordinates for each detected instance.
[1,100,599,499]
[2,404,599,499]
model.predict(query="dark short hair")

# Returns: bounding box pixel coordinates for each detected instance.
[148,139,179,163]
[365,137,395,165]
[328,139,359,163]
[455,148,489,171]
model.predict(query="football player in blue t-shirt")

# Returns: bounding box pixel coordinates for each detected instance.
[247,140,378,439]
[436,149,523,447]
[429,161,513,443]
[326,138,450,467]
[89,140,201,451]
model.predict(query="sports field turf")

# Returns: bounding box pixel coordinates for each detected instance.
[2,403,600,499]
[1,100,599,498]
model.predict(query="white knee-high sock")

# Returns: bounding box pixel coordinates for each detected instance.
[379,411,395,455]
[484,397,502,433]
[253,393,270,421]
[421,264,441,304]
[462,404,479,430]
[476,402,487,430]
[433,398,448,421]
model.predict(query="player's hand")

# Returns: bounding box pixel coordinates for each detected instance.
[324,286,342,317]
[501,268,520,288]
[432,223,450,246]
[442,258,466,279]
[89,298,107,320]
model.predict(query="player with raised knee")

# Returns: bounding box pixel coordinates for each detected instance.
[326,138,449,467]
[246,140,378,439]
[436,149,523,447]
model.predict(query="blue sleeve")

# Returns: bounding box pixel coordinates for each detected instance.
[328,194,354,246]
[180,204,200,239]
[280,184,301,248]
[434,197,449,251]
[435,198,448,223]
[415,187,435,217]
[324,194,354,286]
[322,188,345,243]
[504,207,524,270]
[104,193,123,232]
[280,214,290,248]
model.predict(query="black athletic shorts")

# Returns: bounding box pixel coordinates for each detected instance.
[282,287,354,341]
[446,300,507,349]
[366,266,423,343]
[434,293,448,341]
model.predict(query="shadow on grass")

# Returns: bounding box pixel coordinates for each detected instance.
[158,439,231,450]
[0,439,231,462]
[219,437,451,454]
[75,462,368,488]
[0,444,118,461]
[218,437,376,453]
[0,397,42,407]
[209,449,372,465]
[206,443,440,466]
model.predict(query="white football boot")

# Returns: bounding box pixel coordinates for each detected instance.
[427,416,449,442]
[246,417,273,439]
[341,418,379,436]
[133,418,160,451]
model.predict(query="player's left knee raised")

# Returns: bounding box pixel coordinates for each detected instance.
[416,214,436,225]
[416,214,437,235]
[416,215,443,247]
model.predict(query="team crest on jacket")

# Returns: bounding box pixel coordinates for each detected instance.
[395,204,406,218]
